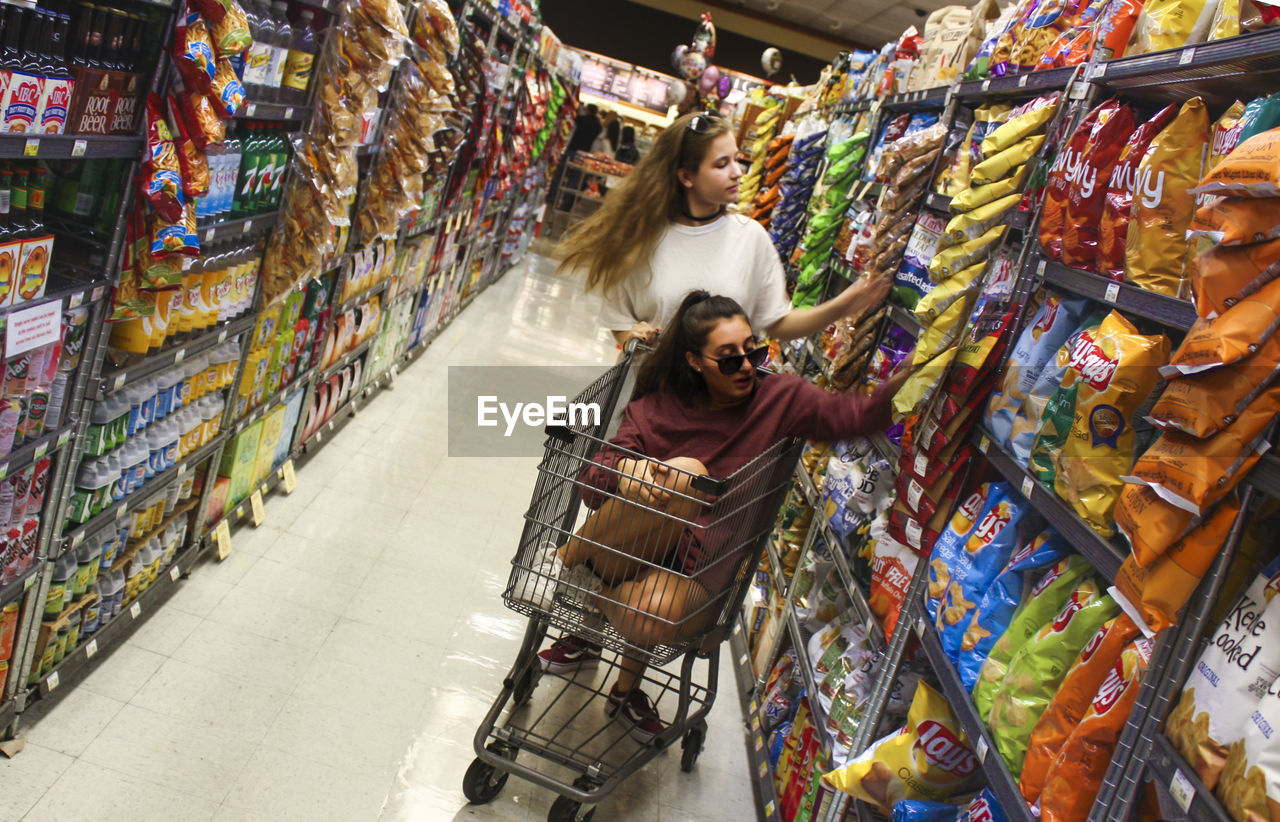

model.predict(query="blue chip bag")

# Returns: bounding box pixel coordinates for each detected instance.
[925,483,1001,621]
[956,528,1070,689]
[960,789,1006,822]
[894,212,947,310]
[935,485,1037,663]
[892,800,961,822]
[986,292,1091,447]
[768,721,792,768]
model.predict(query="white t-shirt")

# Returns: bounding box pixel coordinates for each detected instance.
[599,213,793,334]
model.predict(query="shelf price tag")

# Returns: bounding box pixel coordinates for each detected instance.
[284,107,294,119]
[915,615,927,638]
[1170,769,1195,813]
[1104,282,1120,303]
[978,435,990,454]
[71,139,87,157]
[245,103,256,117]
[1018,74,1029,87]
[173,348,186,366]
[1093,62,1107,79]
[34,442,47,459]
[214,518,233,560]
[976,737,989,763]
[204,226,216,243]
[1179,47,1196,65]
[47,671,59,691]
[250,490,265,527]
[113,372,127,392]
[85,638,98,658]
[129,601,142,619]
[754,734,764,752]
[1021,475,1035,499]
[1037,259,1047,277]
[23,138,38,156]
[170,565,181,582]
[243,219,253,233]
[57,430,70,448]
[981,79,991,91]
[281,459,297,496]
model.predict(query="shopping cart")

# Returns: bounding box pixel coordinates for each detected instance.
[463,345,803,821]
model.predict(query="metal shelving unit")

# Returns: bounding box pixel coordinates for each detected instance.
[1038,260,1198,331]
[0,134,145,160]
[730,624,784,822]
[91,313,257,400]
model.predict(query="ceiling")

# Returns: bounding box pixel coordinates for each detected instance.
[712,0,957,55]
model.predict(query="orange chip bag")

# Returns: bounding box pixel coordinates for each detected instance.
[1152,332,1280,437]
[1114,497,1241,633]
[1114,482,1197,567]
[823,682,981,811]
[1041,101,1114,260]
[1131,384,1280,514]
[1123,97,1210,298]
[1019,614,1140,804]
[1097,104,1179,279]
[1189,197,1280,246]
[1192,235,1280,319]
[870,531,920,639]
[1163,274,1280,373]
[1038,636,1156,822]
[1190,126,1280,197]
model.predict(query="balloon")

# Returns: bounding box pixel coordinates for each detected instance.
[697,65,720,95]
[762,47,783,76]
[671,44,689,71]
[718,75,732,97]
[678,50,707,82]
[665,79,688,107]
[696,12,717,60]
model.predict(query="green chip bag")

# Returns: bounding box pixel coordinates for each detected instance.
[972,554,1091,719]
[986,582,1121,775]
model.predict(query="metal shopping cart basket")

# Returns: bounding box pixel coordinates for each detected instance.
[463,345,802,821]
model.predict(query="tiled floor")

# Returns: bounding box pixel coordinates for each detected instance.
[2,255,755,821]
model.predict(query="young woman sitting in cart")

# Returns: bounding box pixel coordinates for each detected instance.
[521,290,908,743]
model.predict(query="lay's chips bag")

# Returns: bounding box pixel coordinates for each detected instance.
[1061,103,1136,270]
[1041,101,1115,260]
[926,484,1000,621]
[1097,104,1179,279]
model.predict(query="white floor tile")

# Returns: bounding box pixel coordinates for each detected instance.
[223,745,389,821]
[17,685,125,758]
[0,742,74,820]
[77,643,167,704]
[129,657,289,744]
[22,757,221,822]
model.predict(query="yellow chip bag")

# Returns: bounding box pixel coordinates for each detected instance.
[1132,0,1218,53]
[1123,97,1210,298]
[950,165,1028,212]
[915,261,986,324]
[980,94,1059,158]
[1209,0,1240,38]
[971,134,1047,185]
[944,193,1023,243]
[914,298,970,367]
[929,224,1007,281]
[823,682,981,811]
[896,346,960,419]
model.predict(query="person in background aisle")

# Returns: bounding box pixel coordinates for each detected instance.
[557,111,889,348]
[615,125,641,165]
[593,110,621,156]
[519,291,909,742]
[550,103,604,210]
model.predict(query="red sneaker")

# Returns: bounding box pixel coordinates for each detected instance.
[537,636,602,674]
[605,685,666,744]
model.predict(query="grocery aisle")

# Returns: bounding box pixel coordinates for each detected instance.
[0,255,754,822]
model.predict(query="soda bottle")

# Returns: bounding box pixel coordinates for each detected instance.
[241,0,274,102]
[10,167,29,241]
[267,2,292,104]
[232,125,261,217]
[281,9,315,105]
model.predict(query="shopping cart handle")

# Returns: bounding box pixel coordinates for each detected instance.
[545,424,575,443]
[692,474,728,496]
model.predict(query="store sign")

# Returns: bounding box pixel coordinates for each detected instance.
[573,50,677,115]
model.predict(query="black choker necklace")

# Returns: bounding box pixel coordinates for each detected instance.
[679,202,726,223]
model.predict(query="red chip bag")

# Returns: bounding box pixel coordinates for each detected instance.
[166,95,208,200]
[1041,101,1116,260]
[1096,104,1178,279]
[142,94,183,223]
[173,13,217,94]
[1061,103,1136,270]
[870,532,919,639]
[1090,0,1144,60]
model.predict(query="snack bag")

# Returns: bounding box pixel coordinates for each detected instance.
[944,193,1022,243]
[871,532,920,638]
[915,261,985,324]
[1209,0,1241,38]
[928,225,1006,282]
[1218,674,1280,822]
[1124,98,1210,297]
[1191,236,1280,319]
[1131,0,1218,52]
[891,800,964,822]
[1166,557,1280,789]
[207,57,246,118]
[209,1,251,58]
[950,164,1028,212]
[1097,104,1179,279]
[1130,384,1280,514]
[1191,126,1280,197]
[958,529,1071,689]
[1041,102,1115,260]
[943,304,1018,401]
[987,293,1093,446]
[1020,614,1141,802]
[896,212,949,310]
[142,95,184,223]
[1061,104,1137,270]
[1114,497,1241,632]
[174,13,217,94]
[972,554,1093,719]
[1050,312,1170,536]
[986,582,1121,775]
[167,96,209,200]
[1189,197,1280,245]
[926,484,998,620]
[1038,636,1156,822]
[823,682,981,811]
[980,94,1059,159]
[1242,0,1280,29]
[1113,481,1197,567]
[971,134,1046,185]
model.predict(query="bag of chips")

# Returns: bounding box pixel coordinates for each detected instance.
[1019,614,1140,802]
[958,530,1070,689]
[1191,236,1280,319]
[142,95,184,223]
[207,57,246,118]
[870,532,920,638]
[1041,102,1115,260]
[1038,636,1156,822]
[1114,481,1198,568]
[1166,556,1280,789]
[1152,334,1280,438]
[950,165,1028,213]
[1238,94,1280,145]
[1131,0,1217,52]
[1210,0,1241,37]
[166,95,209,201]
[1130,384,1280,514]
[174,13,217,94]
[944,193,1022,243]
[926,484,998,621]
[1191,126,1280,197]
[944,305,1018,402]
[1217,669,1280,822]
[823,682,981,811]
[972,555,1093,719]
[1114,497,1241,633]
[1189,198,1280,246]
[1061,104,1137,270]
[915,261,984,324]
[987,583,1121,775]
[980,94,1060,158]
[913,298,970,368]
[1048,312,1170,536]
[971,134,1046,185]
[1123,98,1210,297]
[209,0,252,57]
[1097,104,1179,279]
[895,212,949,310]
[929,224,1006,282]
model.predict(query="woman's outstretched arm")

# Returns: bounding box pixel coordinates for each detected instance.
[765,276,891,342]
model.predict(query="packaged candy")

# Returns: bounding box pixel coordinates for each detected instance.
[1038,636,1156,822]
[1114,497,1241,632]
[1190,126,1280,197]
[926,484,997,622]
[972,555,1092,718]
[958,530,1070,689]
[1191,236,1280,319]
[986,583,1121,774]
[142,95,184,223]
[1124,97,1210,297]
[1061,104,1136,270]
[1165,556,1280,790]
[1097,104,1179,279]
[1188,197,1280,245]
[1019,614,1140,802]
[823,682,980,811]
[174,13,217,94]
[971,134,1046,185]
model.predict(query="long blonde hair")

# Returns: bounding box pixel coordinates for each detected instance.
[557,112,734,295]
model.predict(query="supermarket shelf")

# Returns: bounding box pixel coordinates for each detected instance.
[1250,453,1280,500]
[0,133,144,160]
[229,371,311,437]
[915,615,1034,822]
[785,607,833,758]
[975,428,1125,581]
[61,434,227,551]
[957,67,1076,99]
[1090,29,1280,104]
[0,562,41,608]
[925,192,952,213]
[888,304,922,338]
[1039,259,1197,331]
[794,463,819,507]
[0,696,13,733]
[882,85,950,108]
[763,534,788,599]
[730,626,784,822]
[1145,734,1232,822]
[820,520,885,649]
[32,542,198,700]
[0,276,106,324]
[299,393,360,452]
[337,279,389,314]
[196,211,279,244]
[317,339,373,385]
[203,462,289,542]
[236,101,309,122]
[92,313,258,399]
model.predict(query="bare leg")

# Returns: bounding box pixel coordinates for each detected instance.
[601,570,714,692]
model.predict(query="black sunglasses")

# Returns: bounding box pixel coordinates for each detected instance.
[686,111,723,134]
[699,346,769,375]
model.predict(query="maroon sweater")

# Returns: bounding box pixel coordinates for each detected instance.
[578,374,893,592]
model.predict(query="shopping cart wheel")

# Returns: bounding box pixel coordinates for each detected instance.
[680,723,706,772]
[549,796,595,821]
[463,744,515,805]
